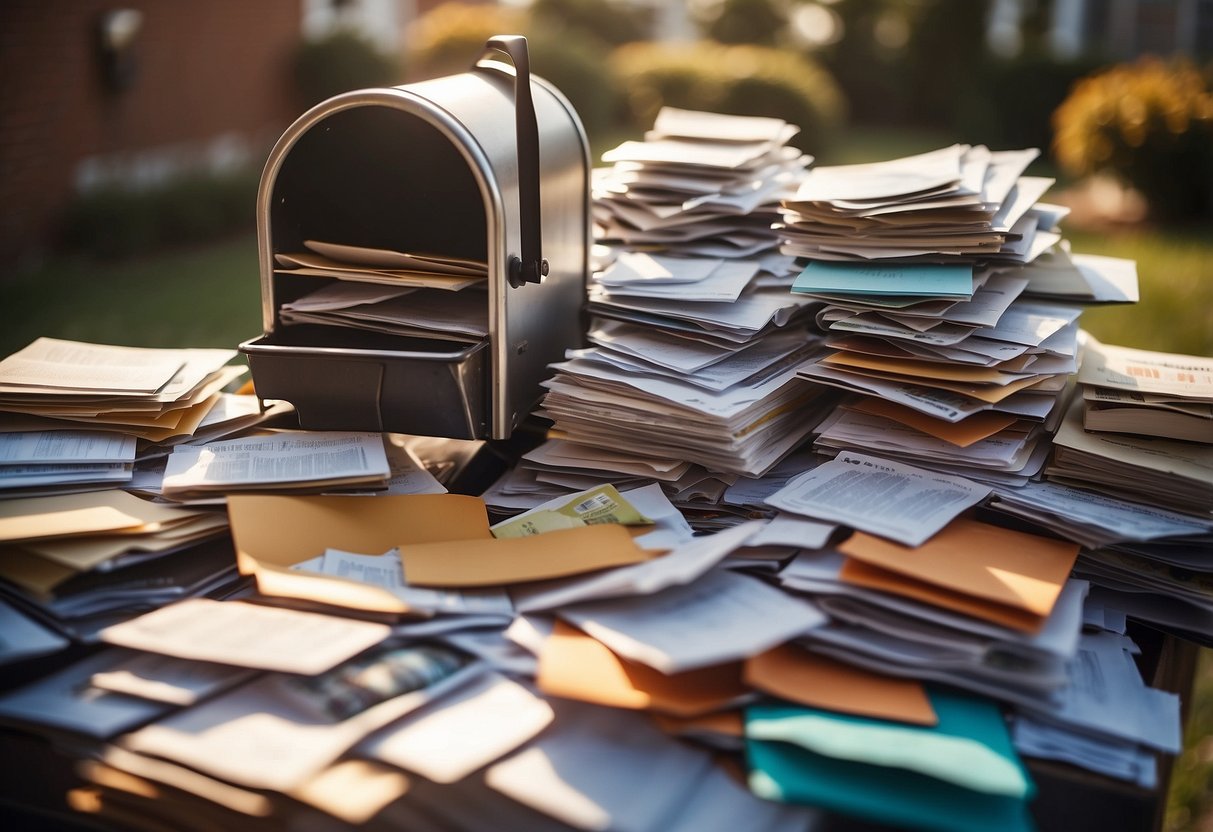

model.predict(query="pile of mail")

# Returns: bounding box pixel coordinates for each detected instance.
[0,120,1203,832]
[486,109,836,519]
[273,240,489,342]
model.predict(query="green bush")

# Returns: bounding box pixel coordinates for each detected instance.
[406,2,616,139]
[293,30,402,109]
[608,41,846,153]
[529,0,651,48]
[406,2,527,81]
[61,169,259,259]
[1053,56,1213,221]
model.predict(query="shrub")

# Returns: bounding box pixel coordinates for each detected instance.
[608,41,846,153]
[61,169,259,259]
[529,0,651,48]
[406,2,527,81]
[1052,56,1213,220]
[406,2,616,139]
[293,30,402,109]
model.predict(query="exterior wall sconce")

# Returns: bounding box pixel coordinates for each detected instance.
[96,8,143,93]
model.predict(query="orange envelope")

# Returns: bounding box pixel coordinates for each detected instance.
[837,518,1080,632]
[823,351,1031,385]
[227,493,493,613]
[402,525,655,587]
[537,620,747,717]
[849,398,1020,448]
[743,643,937,726]
[839,558,1045,632]
[652,710,745,741]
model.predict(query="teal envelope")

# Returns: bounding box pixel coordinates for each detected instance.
[745,688,1036,832]
[791,261,974,298]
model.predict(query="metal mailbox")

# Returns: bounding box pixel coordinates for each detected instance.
[240,35,589,440]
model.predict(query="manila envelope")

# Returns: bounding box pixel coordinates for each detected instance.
[401,524,655,588]
[744,644,936,726]
[838,518,1080,632]
[849,398,1020,448]
[227,493,493,614]
[537,620,747,717]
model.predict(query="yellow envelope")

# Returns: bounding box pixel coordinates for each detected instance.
[838,518,1080,631]
[0,547,77,594]
[744,644,937,726]
[849,398,1020,448]
[537,620,746,717]
[227,493,492,614]
[0,491,197,544]
[401,524,655,587]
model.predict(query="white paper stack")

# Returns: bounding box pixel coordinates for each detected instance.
[779,144,1056,264]
[594,107,812,262]
[0,339,247,459]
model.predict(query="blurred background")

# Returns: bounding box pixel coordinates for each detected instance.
[0,0,1210,826]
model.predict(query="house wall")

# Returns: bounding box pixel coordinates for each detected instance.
[0,0,304,266]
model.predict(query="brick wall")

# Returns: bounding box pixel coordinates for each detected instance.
[0,0,303,267]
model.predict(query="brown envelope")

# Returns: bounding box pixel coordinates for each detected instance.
[838,518,1080,631]
[743,643,937,725]
[227,493,492,613]
[824,351,1031,385]
[537,620,747,717]
[849,398,1020,448]
[402,524,655,587]
[839,557,1046,632]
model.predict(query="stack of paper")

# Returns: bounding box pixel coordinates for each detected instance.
[594,107,811,262]
[779,144,1055,264]
[0,338,246,450]
[1077,337,1213,444]
[790,259,1081,485]
[1048,397,1213,518]
[156,430,392,501]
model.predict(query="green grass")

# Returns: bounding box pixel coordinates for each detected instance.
[0,234,263,358]
[1066,227,1213,357]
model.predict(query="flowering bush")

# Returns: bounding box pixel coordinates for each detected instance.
[1052,56,1213,220]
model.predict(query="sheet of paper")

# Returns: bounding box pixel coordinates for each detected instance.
[765,451,991,546]
[596,252,721,285]
[303,239,487,275]
[537,619,748,716]
[121,653,483,793]
[747,513,835,550]
[89,652,255,706]
[0,648,173,738]
[402,523,654,587]
[485,697,716,832]
[1023,631,1181,753]
[744,644,936,725]
[790,145,964,203]
[99,598,392,675]
[512,519,765,612]
[362,671,552,784]
[838,517,1079,621]
[309,548,513,617]
[559,568,825,673]
[1079,338,1213,400]
[0,430,137,464]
